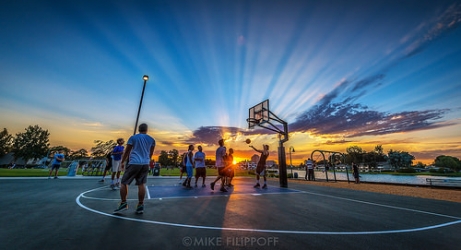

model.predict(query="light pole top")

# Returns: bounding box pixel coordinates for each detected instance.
[143,75,149,81]
[289,146,295,152]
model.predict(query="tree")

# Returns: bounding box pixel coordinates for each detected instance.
[346,145,364,164]
[374,145,384,155]
[158,150,169,167]
[49,146,71,156]
[157,149,179,167]
[413,161,426,168]
[434,155,461,172]
[69,149,88,160]
[0,128,13,158]
[12,125,50,164]
[90,140,116,158]
[387,150,415,170]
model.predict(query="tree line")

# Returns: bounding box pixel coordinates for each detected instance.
[0,125,117,165]
[1,125,460,172]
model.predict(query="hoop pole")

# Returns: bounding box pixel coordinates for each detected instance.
[278,139,288,188]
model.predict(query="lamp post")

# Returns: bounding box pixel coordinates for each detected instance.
[133,75,149,135]
[289,146,295,178]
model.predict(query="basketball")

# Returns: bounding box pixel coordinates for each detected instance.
[245,139,251,144]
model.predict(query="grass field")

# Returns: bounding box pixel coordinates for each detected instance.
[0,167,254,177]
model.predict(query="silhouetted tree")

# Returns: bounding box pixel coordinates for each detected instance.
[0,128,13,158]
[434,155,461,172]
[90,140,116,158]
[387,149,415,170]
[12,125,50,164]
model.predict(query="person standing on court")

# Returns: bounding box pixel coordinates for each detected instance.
[306,158,315,181]
[210,139,228,192]
[183,144,195,189]
[48,150,65,179]
[114,123,155,214]
[250,144,269,189]
[194,145,207,188]
[99,147,113,183]
[110,138,125,189]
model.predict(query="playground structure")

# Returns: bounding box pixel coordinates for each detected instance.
[310,150,353,183]
[67,159,107,176]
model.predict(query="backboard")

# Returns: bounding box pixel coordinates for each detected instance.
[247,99,269,129]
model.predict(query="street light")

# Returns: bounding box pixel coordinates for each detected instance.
[133,75,149,135]
[289,146,295,178]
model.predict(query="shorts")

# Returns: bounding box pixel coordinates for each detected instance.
[180,166,186,173]
[121,164,149,186]
[51,164,61,170]
[112,159,121,172]
[227,168,234,178]
[217,167,227,176]
[104,162,112,171]
[186,165,193,178]
[256,165,266,176]
[195,167,206,178]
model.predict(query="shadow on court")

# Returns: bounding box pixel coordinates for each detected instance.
[1,176,460,250]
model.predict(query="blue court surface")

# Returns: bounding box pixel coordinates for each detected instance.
[147,182,300,199]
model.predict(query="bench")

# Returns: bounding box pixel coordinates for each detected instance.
[426,178,461,188]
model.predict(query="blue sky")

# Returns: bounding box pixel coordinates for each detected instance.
[1,0,460,164]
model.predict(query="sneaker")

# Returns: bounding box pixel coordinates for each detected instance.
[110,184,116,190]
[136,204,144,214]
[98,179,105,183]
[202,184,206,188]
[210,182,215,190]
[54,176,58,179]
[220,187,228,192]
[114,202,128,213]
[253,183,260,188]
[179,180,183,184]
[262,184,267,189]
[194,184,198,188]
[115,183,120,188]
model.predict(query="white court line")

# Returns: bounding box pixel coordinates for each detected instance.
[76,187,461,235]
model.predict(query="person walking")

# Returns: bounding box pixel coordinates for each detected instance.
[306,158,315,181]
[250,144,269,189]
[183,145,195,189]
[99,148,113,183]
[110,138,125,189]
[178,153,187,184]
[225,148,235,187]
[114,123,155,214]
[194,145,207,187]
[48,150,65,179]
[210,139,228,192]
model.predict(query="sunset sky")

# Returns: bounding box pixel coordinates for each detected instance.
[1,0,460,165]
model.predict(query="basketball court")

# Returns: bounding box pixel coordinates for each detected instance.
[2,176,460,250]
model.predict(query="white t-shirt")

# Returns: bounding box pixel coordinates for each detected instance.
[127,133,155,165]
[306,160,313,169]
[215,146,226,168]
[194,151,206,168]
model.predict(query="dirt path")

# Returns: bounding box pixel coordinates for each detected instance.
[293,179,461,203]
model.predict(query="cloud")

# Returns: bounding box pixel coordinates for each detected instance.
[290,96,453,138]
[404,3,461,57]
